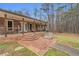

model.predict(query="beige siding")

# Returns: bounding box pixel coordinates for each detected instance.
[0,11,46,25]
[0,18,4,34]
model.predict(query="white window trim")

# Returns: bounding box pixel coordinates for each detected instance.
[24,23,28,32]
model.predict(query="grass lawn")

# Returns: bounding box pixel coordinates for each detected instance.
[13,48,37,56]
[0,41,69,56]
[54,33,79,49]
[0,41,37,56]
[0,42,19,49]
[44,48,69,56]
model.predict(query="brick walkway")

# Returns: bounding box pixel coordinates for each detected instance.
[17,32,56,55]
[0,32,56,55]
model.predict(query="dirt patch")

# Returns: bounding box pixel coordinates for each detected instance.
[55,33,79,38]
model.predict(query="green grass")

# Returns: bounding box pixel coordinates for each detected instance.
[13,48,37,56]
[0,41,69,56]
[0,42,19,49]
[15,47,69,56]
[0,44,8,49]
[54,34,79,49]
[44,48,69,56]
[0,41,37,56]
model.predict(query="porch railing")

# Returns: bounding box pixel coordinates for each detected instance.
[0,26,46,37]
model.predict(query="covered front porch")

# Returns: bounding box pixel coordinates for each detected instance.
[0,9,47,37]
[0,17,46,37]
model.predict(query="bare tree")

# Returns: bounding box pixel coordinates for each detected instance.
[14,8,30,17]
[40,3,55,32]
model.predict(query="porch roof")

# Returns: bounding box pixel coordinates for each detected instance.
[0,8,47,25]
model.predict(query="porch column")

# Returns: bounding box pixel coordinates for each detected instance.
[27,22,29,31]
[22,18,24,34]
[31,24,33,31]
[32,23,35,31]
[34,23,36,32]
[26,22,30,31]
[4,14,7,37]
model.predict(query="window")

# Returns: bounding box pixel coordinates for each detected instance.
[8,21,13,31]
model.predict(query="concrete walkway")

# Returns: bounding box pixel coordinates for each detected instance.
[53,43,79,56]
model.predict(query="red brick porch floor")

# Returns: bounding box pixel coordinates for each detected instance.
[17,32,56,55]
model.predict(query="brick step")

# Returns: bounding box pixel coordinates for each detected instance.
[21,34,41,41]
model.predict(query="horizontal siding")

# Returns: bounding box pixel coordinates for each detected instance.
[0,10,46,25]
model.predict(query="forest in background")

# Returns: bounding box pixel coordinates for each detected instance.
[7,3,79,33]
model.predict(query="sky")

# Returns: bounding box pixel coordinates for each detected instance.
[0,3,75,13]
[0,3,41,10]
[0,3,43,19]
[0,3,41,14]
[0,3,65,12]
[0,3,75,21]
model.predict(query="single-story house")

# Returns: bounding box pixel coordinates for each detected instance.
[0,9,47,35]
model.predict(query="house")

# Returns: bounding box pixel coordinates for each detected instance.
[0,9,47,36]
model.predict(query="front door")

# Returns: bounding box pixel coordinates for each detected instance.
[29,24,32,31]
[8,20,13,32]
